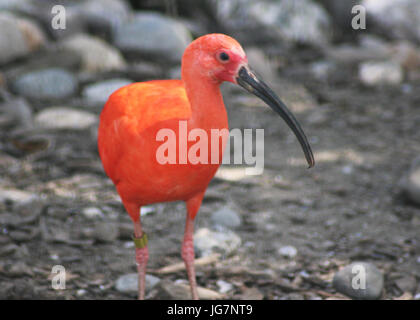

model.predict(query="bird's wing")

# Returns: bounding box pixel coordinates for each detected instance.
[105,80,191,133]
[98,80,192,183]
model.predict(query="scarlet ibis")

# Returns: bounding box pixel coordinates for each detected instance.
[98,34,314,300]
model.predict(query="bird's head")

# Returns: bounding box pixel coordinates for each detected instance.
[182,34,314,168]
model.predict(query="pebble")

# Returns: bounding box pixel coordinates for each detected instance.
[214,0,331,45]
[12,68,78,101]
[359,61,403,86]
[0,96,33,128]
[278,245,298,259]
[395,275,417,294]
[115,273,160,294]
[76,289,87,297]
[216,280,233,294]
[363,0,420,43]
[0,188,37,205]
[333,262,384,299]
[80,0,132,33]
[157,280,223,300]
[34,107,97,130]
[60,34,126,73]
[82,207,103,220]
[402,159,420,206]
[194,228,241,257]
[112,12,192,64]
[82,78,133,105]
[310,60,335,81]
[0,12,45,65]
[93,222,119,243]
[210,207,241,229]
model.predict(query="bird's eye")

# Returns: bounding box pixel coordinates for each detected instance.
[218,52,230,62]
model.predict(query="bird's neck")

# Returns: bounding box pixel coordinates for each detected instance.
[182,71,227,128]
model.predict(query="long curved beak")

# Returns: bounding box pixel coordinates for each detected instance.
[236,66,315,168]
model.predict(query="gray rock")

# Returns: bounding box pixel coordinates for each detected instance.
[34,107,97,130]
[364,0,420,43]
[0,0,31,11]
[112,12,192,64]
[80,0,132,32]
[359,61,403,86]
[82,207,103,219]
[211,207,241,229]
[310,60,336,81]
[60,34,126,72]
[278,245,298,258]
[82,79,132,105]
[12,68,78,101]
[93,222,119,243]
[0,95,33,128]
[194,228,241,257]
[213,0,331,45]
[115,273,160,294]
[395,276,417,293]
[0,12,45,65]
[318,0,359,29]
[402,158,420,206]
[216,280,233,294]
[245,47,277,82]
[157,280,223,300]
[333,262,384,300]
[0,188,37,205]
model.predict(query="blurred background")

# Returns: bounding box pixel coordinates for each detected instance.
[0,0,419,300]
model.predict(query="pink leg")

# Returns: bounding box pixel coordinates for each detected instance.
[134,219,149,300]
[182,193,204,300]
[182,214,199,300]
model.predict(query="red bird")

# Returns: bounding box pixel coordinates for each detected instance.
[98,34,314,300]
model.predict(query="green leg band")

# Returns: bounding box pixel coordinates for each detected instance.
[133,232,148,249]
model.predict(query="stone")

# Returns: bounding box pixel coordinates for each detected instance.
[364,0,420,43]
[211,207,241,229]
[93,222,119,243]
[395,276,417,294]
[34,107,97,130]
[310,60,336,81]
[213,0,331,45]
[216,280,233,294]
[12,68,78,101]
[0,188,37,205]
[359,61,403,86]
[278,245,298,258]
[333,262,384,300]
[80,0,132,33]
[194,228,241,257]
[239,287,264,300]
[0,95,33,128]
[112,12,192,64]
[245,47,277,82]
[82,207,103,219]
[157,280,223,300]
[60,34,126,72]
[391,41,420,71]
[115,273,161,294]
[82,79,132,105]
[0,12,45,65]
[401,158,420,206]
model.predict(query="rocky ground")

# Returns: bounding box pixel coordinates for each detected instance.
[0,0,420,300]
